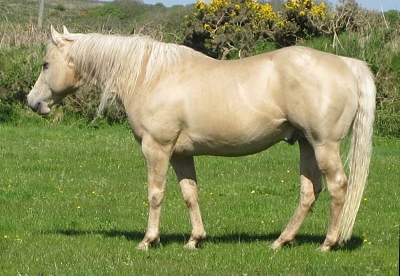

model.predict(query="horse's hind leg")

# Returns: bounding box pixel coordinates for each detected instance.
[171,156,206,249]
[271,138,322,249]
[314,142,348,251]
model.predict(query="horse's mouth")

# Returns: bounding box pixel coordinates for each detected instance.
[31,100,54,115]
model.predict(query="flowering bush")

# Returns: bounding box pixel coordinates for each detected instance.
[184,0,278,59]
[280,0,327,44]
[184,0,327,58]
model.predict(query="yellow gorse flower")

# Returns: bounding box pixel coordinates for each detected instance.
[208,0,229,13]
[221,22,230,30]
[311,2,326,18]
[285,0,301,9]
[284,0,326,18]
[196,0,207,11]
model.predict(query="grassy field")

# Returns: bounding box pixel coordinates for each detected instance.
[0,123,399,275]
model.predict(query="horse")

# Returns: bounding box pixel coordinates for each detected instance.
[28,26,375,252]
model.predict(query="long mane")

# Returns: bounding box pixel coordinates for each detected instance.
[57,33,204,111]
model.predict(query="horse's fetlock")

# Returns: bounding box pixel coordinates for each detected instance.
[192,230,206,241]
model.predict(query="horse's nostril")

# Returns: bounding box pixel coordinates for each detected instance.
[28,100,41,112]
[33,101,41,111]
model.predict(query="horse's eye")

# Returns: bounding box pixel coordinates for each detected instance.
[42,61,49,70]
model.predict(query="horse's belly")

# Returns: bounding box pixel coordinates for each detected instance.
[173,119,296,157]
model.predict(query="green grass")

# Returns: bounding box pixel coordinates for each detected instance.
[0,124,399,275]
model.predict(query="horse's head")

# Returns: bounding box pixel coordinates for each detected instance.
[28,26,83,115]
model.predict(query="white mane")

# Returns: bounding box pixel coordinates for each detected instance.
[57,33,204,112]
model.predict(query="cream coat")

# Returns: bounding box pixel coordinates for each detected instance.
[28,26,375,251]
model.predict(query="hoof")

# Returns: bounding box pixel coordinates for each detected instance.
[136,242,150,251]
[183,233,206,249]
[184,240,198,249]
[316,239,339,252]
[316,244,334,252]
[136,237,160,251]
[269,241,282,250]
[270,238,293,250]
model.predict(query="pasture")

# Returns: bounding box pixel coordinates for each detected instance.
[0,123,398,275]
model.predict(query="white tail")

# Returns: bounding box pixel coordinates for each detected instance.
[339,58,376,242]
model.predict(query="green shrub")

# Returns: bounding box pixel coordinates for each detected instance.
[54,4,66,12]
[384,10,400,26]
[0,45,43,123]
[0,102,16,123]
[89,3,126,20]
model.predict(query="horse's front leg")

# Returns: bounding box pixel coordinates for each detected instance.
[136,137,172,251]
[171,156,206,249]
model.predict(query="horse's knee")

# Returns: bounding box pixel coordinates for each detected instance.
[148,189,165,208]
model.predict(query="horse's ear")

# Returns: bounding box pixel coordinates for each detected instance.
[62,25,70,34]
[51,25,63,45]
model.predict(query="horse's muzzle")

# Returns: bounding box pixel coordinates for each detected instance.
[27,96,53,115]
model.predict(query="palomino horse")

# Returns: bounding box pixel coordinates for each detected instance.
[28,26,375,251]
